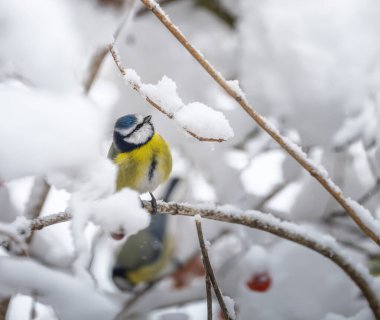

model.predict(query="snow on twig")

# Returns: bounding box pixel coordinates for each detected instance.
[26,201,380,318]
[195,215,234,320]
[108,45,233,142]
[138,0,380,247]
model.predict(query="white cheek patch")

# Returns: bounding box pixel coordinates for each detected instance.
[124,124,153,145]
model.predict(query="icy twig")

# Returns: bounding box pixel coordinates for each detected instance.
[195,215,232,320]
[108,45,226,143]
[26,202,380,318]
[139,0,380,247]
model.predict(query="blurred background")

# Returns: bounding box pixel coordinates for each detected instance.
[1,0,380,319]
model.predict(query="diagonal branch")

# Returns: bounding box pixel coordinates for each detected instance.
[108,45,225,142]
[195,215,232,320]
[138,0,380,247]
[206,274,212,320]
[27,201,380,319]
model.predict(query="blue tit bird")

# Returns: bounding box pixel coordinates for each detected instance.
[108,114,173,289]
[108,114,172,212]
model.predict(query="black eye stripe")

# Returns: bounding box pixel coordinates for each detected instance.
[125,123,144,138]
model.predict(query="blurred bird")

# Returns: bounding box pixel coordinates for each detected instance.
[108,114,174,289]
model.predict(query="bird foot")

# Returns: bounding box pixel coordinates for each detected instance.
[149,192,157,215]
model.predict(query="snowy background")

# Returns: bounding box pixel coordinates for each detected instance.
[1,0,380,319]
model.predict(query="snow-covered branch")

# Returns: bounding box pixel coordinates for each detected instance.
[138,0,380,247]
[24,201,380,318]
[108,45,233,142]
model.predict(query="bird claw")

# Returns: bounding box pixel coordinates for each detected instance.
[149,192,157,215]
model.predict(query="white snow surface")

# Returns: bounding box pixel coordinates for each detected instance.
[175,102,234,140]
[322,308,373,320]
[226,79,247,102]
[123,69,142,87]
[90,188,150,235]
[0,257,119,320]
[141,76,184,115]
[223,295,236,320]
[0,85,107,182]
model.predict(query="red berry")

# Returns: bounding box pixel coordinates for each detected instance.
[110,232,125,240]
[246,272,272,292]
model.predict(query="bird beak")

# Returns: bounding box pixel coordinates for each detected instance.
[143,115,152,123]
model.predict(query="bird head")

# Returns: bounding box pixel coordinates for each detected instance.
[113,114,154,151]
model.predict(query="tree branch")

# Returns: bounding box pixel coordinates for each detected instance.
[108,44,225,143]
[195,215,232,320]
[138,0,380,247]
[30,212,72,231]
[206,274,212,320]
[28,201,380,319]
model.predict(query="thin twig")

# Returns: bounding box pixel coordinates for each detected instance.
[206,274,212,320]
[28,202,380,319]
[30,212,72,231]
[255,182,288,211]
[24,178,50,220]
[0,300,10,320]
[139,0,380,247]
[195,215,232,320]
[108,44,225,143]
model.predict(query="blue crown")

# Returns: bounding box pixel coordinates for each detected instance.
[115,114,137,130]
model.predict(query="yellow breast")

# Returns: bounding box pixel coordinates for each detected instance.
[114,133,172,193]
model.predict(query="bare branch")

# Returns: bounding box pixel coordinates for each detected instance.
[108,44,225,143]
[195,215,231,320]
[83,47,109,94]
[139,0,380,247]
[206,274,212,320]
